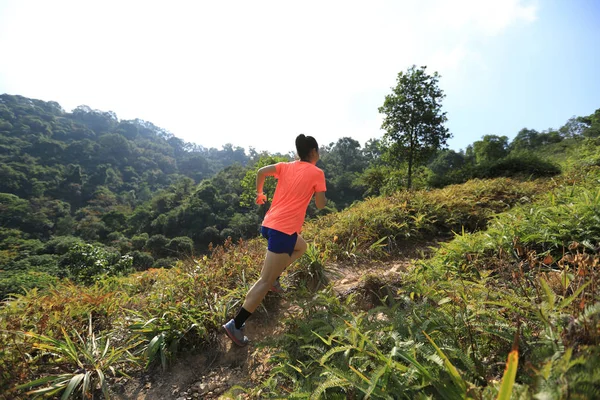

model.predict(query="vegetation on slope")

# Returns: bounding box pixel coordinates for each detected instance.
[2,166,599,398]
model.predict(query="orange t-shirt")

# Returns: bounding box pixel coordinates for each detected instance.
[261,161,327,235]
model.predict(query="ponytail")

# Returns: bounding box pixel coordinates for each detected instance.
[295,134,319,161]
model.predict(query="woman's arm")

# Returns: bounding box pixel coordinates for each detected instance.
[256,165,277,204]
[314,192,327,209]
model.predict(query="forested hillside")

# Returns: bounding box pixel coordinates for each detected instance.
[0,94,268,296]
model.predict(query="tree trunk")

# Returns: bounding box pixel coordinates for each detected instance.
[407,152,413,189]
[407,132,414,189]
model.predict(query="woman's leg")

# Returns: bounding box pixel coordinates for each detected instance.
[243,234,308,312]
[290,234,307,265]
[242,250,290,312]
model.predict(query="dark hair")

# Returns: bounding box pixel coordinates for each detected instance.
[295,134,319,161]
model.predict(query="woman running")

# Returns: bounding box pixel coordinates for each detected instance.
[223,134,327,346]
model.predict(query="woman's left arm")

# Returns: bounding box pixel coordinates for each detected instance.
[314,192,327,209]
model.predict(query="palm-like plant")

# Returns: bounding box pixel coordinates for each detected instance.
[15,315,139,399]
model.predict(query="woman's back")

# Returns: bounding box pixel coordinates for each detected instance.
[262,160,326,235]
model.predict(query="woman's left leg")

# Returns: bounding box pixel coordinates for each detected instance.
[244,234,308,311]
[224,233,309,346]
[242,250,291,312]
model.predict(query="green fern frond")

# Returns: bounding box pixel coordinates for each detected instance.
[577,302,600,324]
[288,392,312,399]
[320,345,353,364]
[310,376,351,400]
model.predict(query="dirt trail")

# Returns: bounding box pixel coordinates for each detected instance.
[118,241,440,399]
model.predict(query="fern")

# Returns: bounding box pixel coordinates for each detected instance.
[310,376,351,400]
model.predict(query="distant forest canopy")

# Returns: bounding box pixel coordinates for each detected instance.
[0,93,599,298]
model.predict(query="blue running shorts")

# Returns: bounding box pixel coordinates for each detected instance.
[261,226,298,256]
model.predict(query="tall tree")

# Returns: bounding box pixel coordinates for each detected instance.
[580,109,600,138]
[510,128,540,151]
[379,65,451,189]
[320,137,368,208]
[472,135,509,163]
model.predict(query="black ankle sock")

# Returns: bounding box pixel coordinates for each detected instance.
[234,307,252,329]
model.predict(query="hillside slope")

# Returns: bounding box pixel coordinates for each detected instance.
[1,169,599,399]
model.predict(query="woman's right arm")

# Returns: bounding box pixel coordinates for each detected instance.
[256,164,277,204]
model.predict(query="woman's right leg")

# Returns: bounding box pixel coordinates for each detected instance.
[289,234,307,265]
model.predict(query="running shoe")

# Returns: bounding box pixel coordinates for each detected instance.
[222,319,249,347]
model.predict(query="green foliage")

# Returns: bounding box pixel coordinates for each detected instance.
[580,108,600,138]
[130,250,154,271]
[130,232,149,250]
[123,238,266,369]
[2,169,600,398]
[152,257,177,269]
[60,243,133,285]
[144,234,169,258]
[43,235,85,255]
[0,94,264,280]
[249,170,600,399]
[532,137,600,170]
[289,243,330,290]
[437,173,600,263]
[428,149,466,177]
[319,137,371,208]
[240,155,290,208]
[428,152,561,188]
[0,271,58,300]
[166,236,194,257]
[128,311,198,371]
[254,290,479,399]
[1,282,132,396]
[471,134,509,164]
[470,153,561,180]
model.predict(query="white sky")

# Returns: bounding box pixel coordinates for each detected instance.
[0,0,541,153]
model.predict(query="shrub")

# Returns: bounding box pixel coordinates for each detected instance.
[12,254,59,275]
[428,153,561,188]
[131,250,155,271]
[471,153,561,179]
[13,316,139,399]
[131,232,149,250]
[220,227,236,241]
[166,236,194,257]
[145,234,169,258]
[304,177,543,260]
[106,232,132,254]
[43,235,84,255]
[152,257,177,269]
[0,270,58,300]
[199,226,221,247]
[60,243,133,285]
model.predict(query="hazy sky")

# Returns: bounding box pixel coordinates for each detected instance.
[1,0,599,154]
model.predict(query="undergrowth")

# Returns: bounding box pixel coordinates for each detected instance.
[0,238,266,398]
